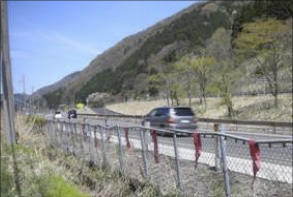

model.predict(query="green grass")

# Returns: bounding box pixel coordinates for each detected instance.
[0,156,16,197]
[0,135,89,197]
[46,175,89,197]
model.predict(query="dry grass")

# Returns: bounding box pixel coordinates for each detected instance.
[1,114,91,197]
[1,114,164,197]
[106,94,292,122]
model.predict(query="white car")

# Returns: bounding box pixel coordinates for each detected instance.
[54,111,63,119]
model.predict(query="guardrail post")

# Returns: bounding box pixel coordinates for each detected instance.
[140,128,148,177]
[151,130,160,163]
[144,122,151,152]
[124,128,131,151]
[173,131,184,193]
[219,124,231,197]
[214,123,221,171]
[117,124,124,175]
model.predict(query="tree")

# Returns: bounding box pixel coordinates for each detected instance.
[175,53,215,108]
[211,61,239,118]
[235,18,291,107]
[174,56,196,107]
[206,27,239,118]
[148,62,184,106]
[191,55,215,107]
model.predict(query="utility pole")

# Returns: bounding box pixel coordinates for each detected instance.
[1,1,17,145]
[1,2,22,195]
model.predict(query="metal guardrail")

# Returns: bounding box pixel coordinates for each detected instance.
[77,113,292,128]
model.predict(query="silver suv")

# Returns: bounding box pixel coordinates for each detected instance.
[142,107,198,131]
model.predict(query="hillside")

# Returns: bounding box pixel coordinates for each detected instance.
[38,0,292,110]
[34,71,80,96]
[35,2,201,107]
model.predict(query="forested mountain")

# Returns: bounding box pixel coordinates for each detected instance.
[38,0,292,110]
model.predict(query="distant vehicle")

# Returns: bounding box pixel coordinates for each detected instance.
[142,107,198,132]
[67,109,77,119]
[54,111,63,119]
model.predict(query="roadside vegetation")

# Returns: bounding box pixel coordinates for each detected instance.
[1,114,184,196]
[1,115,90,197]
[106,94,292,122]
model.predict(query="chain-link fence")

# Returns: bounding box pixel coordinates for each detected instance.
[45,119,292,196]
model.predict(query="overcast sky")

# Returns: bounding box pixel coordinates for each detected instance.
[8,1,196,94]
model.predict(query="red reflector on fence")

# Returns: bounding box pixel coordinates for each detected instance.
[151,130,160,163]
[124,128,131,151]
[193,132,202,168]
[249,140,261,178]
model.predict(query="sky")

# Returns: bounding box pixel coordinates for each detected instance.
[8,1,197,94]
[8,1,195,94]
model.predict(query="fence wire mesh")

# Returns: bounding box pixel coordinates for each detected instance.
[46,119,292,197]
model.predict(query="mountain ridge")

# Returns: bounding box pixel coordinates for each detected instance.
[33,2,201,98]
[35,0,292,110]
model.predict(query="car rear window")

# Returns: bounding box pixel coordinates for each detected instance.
[174,108,194,116]
[157,108,169,116]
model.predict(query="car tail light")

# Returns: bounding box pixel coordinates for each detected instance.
[168,118,175,124]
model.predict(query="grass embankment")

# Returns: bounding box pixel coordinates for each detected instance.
[1,115,90,197]
[106,94,292,122]
[0,114,167,197]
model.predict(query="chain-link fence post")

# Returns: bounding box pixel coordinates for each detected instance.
[65,122,70,153]
[214,123,221,171]
[93,125,99,165]
[87,124,94,162]
[140,128,148,178]
[73,123,78,155]
[219,124,231,197]
[100,126,108,168]
[78,124,86,162]
[69,122,75,155]
[47,120,52,143]
[54,121,58,147]
[59,121,64,150]
[173,131,184,193]
[117,124,124,175]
